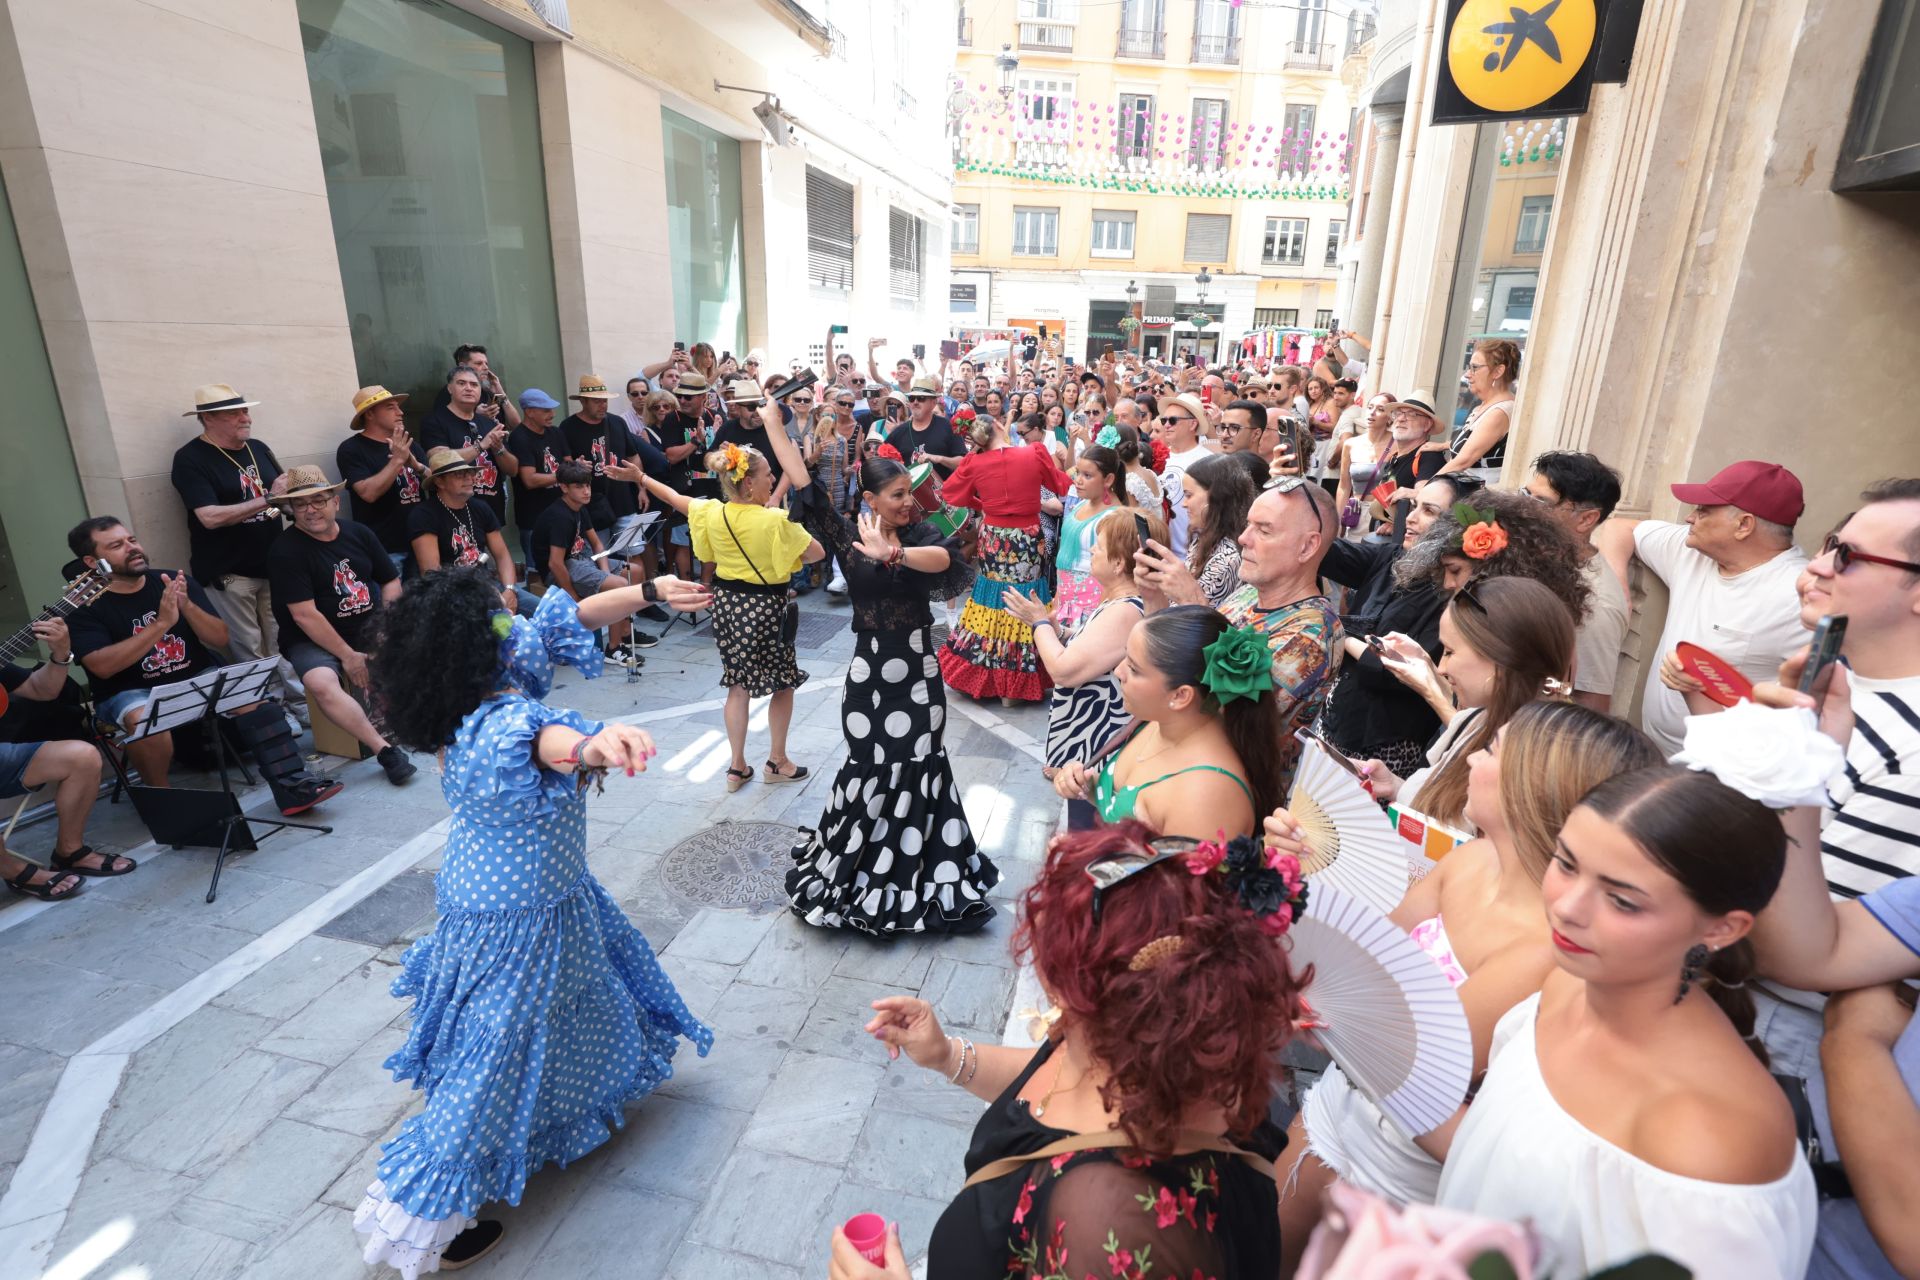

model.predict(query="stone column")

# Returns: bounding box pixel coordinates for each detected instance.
[1345,107,1403,345]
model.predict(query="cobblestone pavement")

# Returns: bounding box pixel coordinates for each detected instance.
[0,601,1062,1278]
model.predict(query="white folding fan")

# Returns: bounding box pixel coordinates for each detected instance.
[1288,731,1412,915]
[1287,881,1475,1139]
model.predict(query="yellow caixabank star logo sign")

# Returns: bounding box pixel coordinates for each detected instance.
[1435,0,1604,124]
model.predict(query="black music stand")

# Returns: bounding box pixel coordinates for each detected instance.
[123,657,333,903]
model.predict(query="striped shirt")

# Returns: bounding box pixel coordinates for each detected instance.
[1821,671,1920,900]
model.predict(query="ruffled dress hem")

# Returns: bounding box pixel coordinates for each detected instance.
[354,1180,468,1280]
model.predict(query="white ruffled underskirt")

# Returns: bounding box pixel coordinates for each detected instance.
[353,1179,470,1279]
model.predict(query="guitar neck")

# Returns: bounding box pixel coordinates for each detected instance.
[0,580,99,665]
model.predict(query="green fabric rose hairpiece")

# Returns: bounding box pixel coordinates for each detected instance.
[1200,626,1276,705]
[1095,424,1121,449]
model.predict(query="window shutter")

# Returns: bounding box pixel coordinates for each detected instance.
[889,208,923,301]
[1184,213,1229,262]
[806,168,855,291]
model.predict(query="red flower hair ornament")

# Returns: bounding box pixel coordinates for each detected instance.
[875,442,904,463]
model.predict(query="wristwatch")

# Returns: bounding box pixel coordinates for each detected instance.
[49,653,71,665]
[642,581,659,604]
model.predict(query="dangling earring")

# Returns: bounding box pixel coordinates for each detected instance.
[1675,942,1710,1004]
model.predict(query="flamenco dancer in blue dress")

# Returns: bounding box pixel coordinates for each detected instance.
[355,568,714,1276]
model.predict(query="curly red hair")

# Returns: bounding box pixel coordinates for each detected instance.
[1013,821,1311,1154]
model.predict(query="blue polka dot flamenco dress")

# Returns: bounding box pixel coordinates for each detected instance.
[355,592,712,1277]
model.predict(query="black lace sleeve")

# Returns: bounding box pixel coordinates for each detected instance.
[900,519,976,603]
[786,475,855,560]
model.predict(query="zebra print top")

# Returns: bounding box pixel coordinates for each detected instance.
[1044,595,1146,770]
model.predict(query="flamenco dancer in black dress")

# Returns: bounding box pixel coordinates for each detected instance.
[757,404,1000,935]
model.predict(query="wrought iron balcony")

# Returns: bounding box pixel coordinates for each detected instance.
[1116,26,1165,57]
[1286,39,1333,69]
[1192,31,1240,64]
[1018,21,1073,52]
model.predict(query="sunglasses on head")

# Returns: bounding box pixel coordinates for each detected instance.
[1452,576,1489,613]
[1822,533,1920,575]
[1262,473,1325,534]
[1086,839,1198,925]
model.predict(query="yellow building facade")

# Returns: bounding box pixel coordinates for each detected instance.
[949,0,1365,363]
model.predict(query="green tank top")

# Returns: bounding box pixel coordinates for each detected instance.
[1093,728,1257,823]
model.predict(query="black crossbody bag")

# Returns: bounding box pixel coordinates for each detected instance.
[721,508,799,646]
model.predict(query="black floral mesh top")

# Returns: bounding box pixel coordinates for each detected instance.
[788,480,975,633]
[927,1038,1284,1280]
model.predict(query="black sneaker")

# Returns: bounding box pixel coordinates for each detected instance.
[628,630,660,649]
[377,745,417,785]
[441,1219,505,1271]
[638,604,670,623]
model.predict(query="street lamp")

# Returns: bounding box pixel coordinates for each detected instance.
[1124,279,1140,357]
[994,44,1019,101]
[1194,266,1213,306]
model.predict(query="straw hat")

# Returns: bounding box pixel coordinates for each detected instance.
[724,378,767,406]
[674,372,712,397]
[425,446,479,477]
[266,465,346,507]
[349,385,408,430]
[183,383,260,417]
[570,375,614,400]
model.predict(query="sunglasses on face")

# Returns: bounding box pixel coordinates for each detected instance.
[1822,534,1920,575]
[1159,414,1194,426]
[1262,473,1325,534]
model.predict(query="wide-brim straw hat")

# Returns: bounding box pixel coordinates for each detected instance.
[350,385,408,430]
[266,464,346,507]
[426,446,479,477]
[724,378,767,406]
[183,383,260,417]
[570,375,614,400]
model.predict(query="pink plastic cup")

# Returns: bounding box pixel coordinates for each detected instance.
[843,1213,889,1266]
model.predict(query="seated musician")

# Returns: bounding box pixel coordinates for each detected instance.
[531,461,647,656]
[265,467,416,786]
[409,448,534,616]
[2,616,123,901]
[65,517,341,817]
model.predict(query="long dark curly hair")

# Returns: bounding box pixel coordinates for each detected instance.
[369,568,508,751]
[1393,486,1593,623]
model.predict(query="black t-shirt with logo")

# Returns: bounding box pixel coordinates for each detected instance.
[419,405,507,525]
[559,413,639,527]
[712,415,802,487]
[406,498,502,572]
[335,433,430,554]
[267,520,398,653]
[506,424,573,532]
[170,438,286,584]
[886,416,964,477]
[68,571,221,702]
[530,501,593,578]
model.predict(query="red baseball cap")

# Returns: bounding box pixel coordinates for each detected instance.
[1670,460,1804,526]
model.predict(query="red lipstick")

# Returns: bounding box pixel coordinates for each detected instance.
[1551,930,1592,956]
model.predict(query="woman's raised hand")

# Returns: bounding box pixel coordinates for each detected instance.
[578,724,657,777]
[865,996,948,1068]
[1052,761,1094,801]
[1262,807,1311,860]
[1002,586,1048,625]
[855,512,892,562]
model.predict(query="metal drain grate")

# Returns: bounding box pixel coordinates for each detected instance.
[658,820,800,911]
[792,611,851,650]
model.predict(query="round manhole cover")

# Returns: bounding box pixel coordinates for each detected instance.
[659,820,799,912]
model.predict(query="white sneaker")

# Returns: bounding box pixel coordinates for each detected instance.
[827,573,848,596]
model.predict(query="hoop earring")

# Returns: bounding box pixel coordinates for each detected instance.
[1675,942,1710,1005]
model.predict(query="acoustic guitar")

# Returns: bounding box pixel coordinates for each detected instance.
[0,563,111,718]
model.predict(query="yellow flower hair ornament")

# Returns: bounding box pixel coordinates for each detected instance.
[715,442,752,484]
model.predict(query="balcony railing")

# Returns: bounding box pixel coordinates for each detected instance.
[1192,31,1240,64]
[1018,21,1074,52]
[1286,40,1333,68]
[957,13,973,46]
[1116,26,1165,57]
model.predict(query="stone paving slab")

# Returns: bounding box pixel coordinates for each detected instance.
[11,602,1060,1279]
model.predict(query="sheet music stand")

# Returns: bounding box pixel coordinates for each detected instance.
[123,657,333,903]
[601,511,707,641]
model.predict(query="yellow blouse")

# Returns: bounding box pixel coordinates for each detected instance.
[687,497,811,584]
